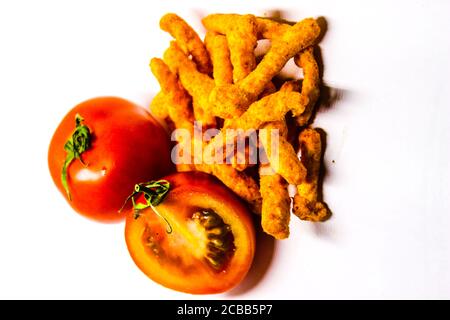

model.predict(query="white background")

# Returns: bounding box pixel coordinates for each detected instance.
[0,0,449,299]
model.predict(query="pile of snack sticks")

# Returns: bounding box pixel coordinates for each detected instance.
[150,13,330,239]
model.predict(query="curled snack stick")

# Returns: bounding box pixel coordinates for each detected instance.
[210,164,262,214]
[227,80,281,171]
[202,14,258,82]
[150,91,169,119]
[160,13,212,74]
[240,18,320,94]
[209,18,320,117]
[152,73,261,210]
[230,135,259,171]
[209,84,255,119]
[259,165,290,239]
[204,90,307,163]
[255,17,291,40]
[203,14,289,44]
[163,41,216,127]
[293,128,329,222]
[221,88,266,143]
[280,79,301,92]
[207,118,258,171]
[259,113,291,239]
[232,90,307,129]
[150,58,196,171]
[150,58,194,129]
[164,107,262,213]
[230,147,251,171]
[206,80,300,163]
[259,81,277,98]
[294,47,320,126]
[185,134,262,213]
[204,32,233,86]
[196,141,262,213]
[259,120,306,185]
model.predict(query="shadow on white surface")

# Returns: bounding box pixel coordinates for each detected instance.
[227,222,277,296]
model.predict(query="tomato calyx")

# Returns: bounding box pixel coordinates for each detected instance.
[121,180,172,233]
[62,114,92,200]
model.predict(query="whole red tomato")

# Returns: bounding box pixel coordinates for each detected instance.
[48,97,174,222]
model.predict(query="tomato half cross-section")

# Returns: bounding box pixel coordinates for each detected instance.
[48,97,174,222]
[124,172,256,294]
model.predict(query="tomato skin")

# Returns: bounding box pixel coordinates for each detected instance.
[125,172,255,294]
[48,97,174,222]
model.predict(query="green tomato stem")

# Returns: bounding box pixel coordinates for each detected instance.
[121,180,172,233]
[61,114,92,200]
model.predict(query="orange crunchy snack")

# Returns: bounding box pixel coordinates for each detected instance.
[150,58,193,129]
[150,58,195,172]
[151,56,261,210]
[160,13,212,75]
[259,120,291,239]
[210,164,262,214]
[293,128,330,221]
[294,47,320,126]
[204,32,233,86]
[255,17,291,40]
[149,12,330,239]
[259,121,306,185]
[208,17,321,118]
[163,41,216,127]
[203,90,307,162]
[202,14,258,82]
[149,91,169,120]
[260,165,290,239]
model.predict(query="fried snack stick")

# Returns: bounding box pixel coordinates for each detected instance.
[205,81,301,167]
[202,14,258,83]
[230,148,251,171]
[150,58,193,129]
[150,91,169,119]
[185,135,262,213]
[163,41,216,127]
[259,119,291,239]
[220,80,275,130]
[294,47,320,126]
[240,18,320,94]
[155,48,261,210]
[259,81,277,97]
[209,18,320,117]
[204,90,307,163]
[259,120,306,185]
[259,164,290,239]
[293,128,329,222]
[256,83,305,184]
[150,59,261,211]
[226,80,276,172]
[255,17,291,40]
[150,58,195,172]
[188,138,262,213]
[160,13,212,75]
[204,31,233,86]
[280,79,300,92]
[151,97,194,172]
[230,138,259,172]
[210,164,262,214]
[233,91,306,130]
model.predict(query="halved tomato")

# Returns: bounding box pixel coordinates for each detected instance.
[124,172,255,294]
